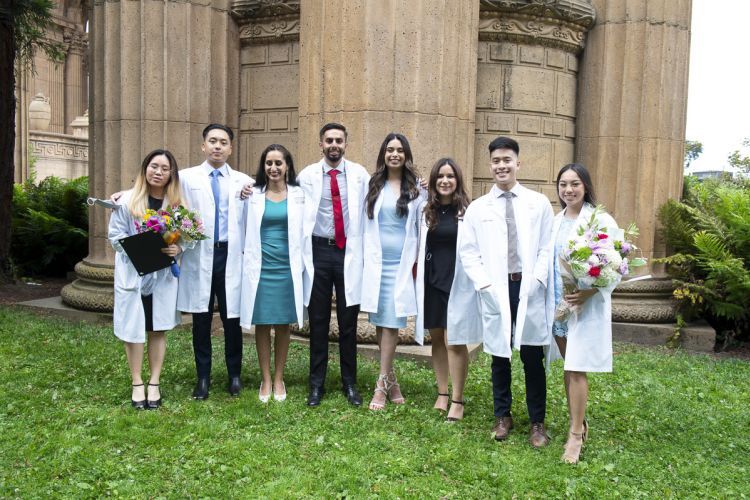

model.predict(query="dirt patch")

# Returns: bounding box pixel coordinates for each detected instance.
[0,278,68,305]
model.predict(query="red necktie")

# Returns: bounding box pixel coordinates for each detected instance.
[328,169,346,249]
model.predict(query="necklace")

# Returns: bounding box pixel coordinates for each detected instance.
[439,204,451,215]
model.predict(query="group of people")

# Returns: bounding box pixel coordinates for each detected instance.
[109,122,620,464]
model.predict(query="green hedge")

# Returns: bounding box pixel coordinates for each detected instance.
[11,175,89,277]
[658,175,750,344]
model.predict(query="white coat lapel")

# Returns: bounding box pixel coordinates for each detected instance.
[514,186,531,269]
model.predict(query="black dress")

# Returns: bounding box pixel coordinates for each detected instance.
[423,204,458,329]
[141,195,164,332]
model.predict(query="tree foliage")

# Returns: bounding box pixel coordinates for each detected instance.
[0,0,65,283]
[657,176,750,345]
[684,140,703,168]
[727,137,750,173]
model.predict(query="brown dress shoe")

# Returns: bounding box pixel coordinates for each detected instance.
[492,416,513,441]
[529,422,550,448]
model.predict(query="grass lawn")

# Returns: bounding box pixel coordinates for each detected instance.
[1,306,748,498]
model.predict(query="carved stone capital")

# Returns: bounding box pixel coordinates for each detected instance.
[611,278,678,324]
[61,260,115,312]
[479,0,595,53]
[63,28,88,55]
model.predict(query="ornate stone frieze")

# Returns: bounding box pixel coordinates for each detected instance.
[480,0,595,28]
[232,0,300,44]
[479,0,595,53]
[231,0,300,19]
[239,17,299,43]
[30,132,89,161]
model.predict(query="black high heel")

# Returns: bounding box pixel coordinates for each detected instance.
[446,400,465,422]
[146,383,162,410]
[131,383,146,410]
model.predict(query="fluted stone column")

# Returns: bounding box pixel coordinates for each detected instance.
[298,0,479,178]
[576,0,692,322]
[63,28,88,134]
[62,0,240,311]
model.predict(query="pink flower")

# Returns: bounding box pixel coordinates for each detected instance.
[588,266,601,278]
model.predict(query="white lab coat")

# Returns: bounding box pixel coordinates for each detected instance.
[108,190,180,342]
[176,162,251,317]
[459,183,554,358]
[414,201,482,346]
[297,159,370,306]
[240,185,311,329]
[545,203,620,372]
[360,188,423,317]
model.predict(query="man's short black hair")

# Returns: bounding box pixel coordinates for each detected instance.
[488,136,519,156]
[319,122,347,140]
[202,123,234,142]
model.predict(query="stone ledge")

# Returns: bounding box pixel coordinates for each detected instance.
[613,321,715,353]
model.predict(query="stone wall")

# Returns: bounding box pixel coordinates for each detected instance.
[29,131,89,180]
[238,33,300,174]
[474,41,579,200]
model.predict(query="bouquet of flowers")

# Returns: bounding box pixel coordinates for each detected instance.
[134,206,208,277]
[163,205,208,250]
[555,206,647,322]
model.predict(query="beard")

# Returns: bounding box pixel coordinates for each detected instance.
[324,147,343,163]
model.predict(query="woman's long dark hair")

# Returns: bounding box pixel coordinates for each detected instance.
[424,158,469,230]
[366,133,420,219]
[556,163,596,208]
[254,144,298,190]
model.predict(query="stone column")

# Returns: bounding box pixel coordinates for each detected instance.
[62,0,240,311]
[63,28,88,135]
[297,0,479,178]
[576,0,692,322]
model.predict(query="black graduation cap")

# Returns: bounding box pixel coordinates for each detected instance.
[119,231,176,276]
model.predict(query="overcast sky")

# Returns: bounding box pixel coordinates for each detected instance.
[685,0,750,171]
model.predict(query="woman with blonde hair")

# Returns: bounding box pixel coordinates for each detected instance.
[108,149,183,409]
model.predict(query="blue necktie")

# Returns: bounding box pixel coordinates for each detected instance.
[210,169,221,241]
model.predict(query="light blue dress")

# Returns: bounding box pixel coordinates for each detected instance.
[552,217,577,338]
[368,187,408,328]
[252,198,297,325]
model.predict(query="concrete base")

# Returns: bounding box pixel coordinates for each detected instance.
[15,296,482,364]
[17,296,715,355]
[613,321,716,352]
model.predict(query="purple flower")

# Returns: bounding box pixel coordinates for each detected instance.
[619,259,629,275]
[620,242,632,255]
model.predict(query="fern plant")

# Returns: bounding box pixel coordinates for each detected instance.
[657,176,750,343]
[11,175,89,277]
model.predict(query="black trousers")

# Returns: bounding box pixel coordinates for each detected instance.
[491,279,547,423]
[191,246,243,379]
[307,239,359,388]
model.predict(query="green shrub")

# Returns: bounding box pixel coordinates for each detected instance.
[657,176,750,344]
[11,174,89,277]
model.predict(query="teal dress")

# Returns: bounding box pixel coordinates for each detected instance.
[252,198,297,325]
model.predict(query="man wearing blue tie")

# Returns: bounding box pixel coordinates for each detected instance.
[177,124,252,399]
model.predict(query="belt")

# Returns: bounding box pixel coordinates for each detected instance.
[214,241,228,249]
[312,235,339,247]
[509,272,522,282]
